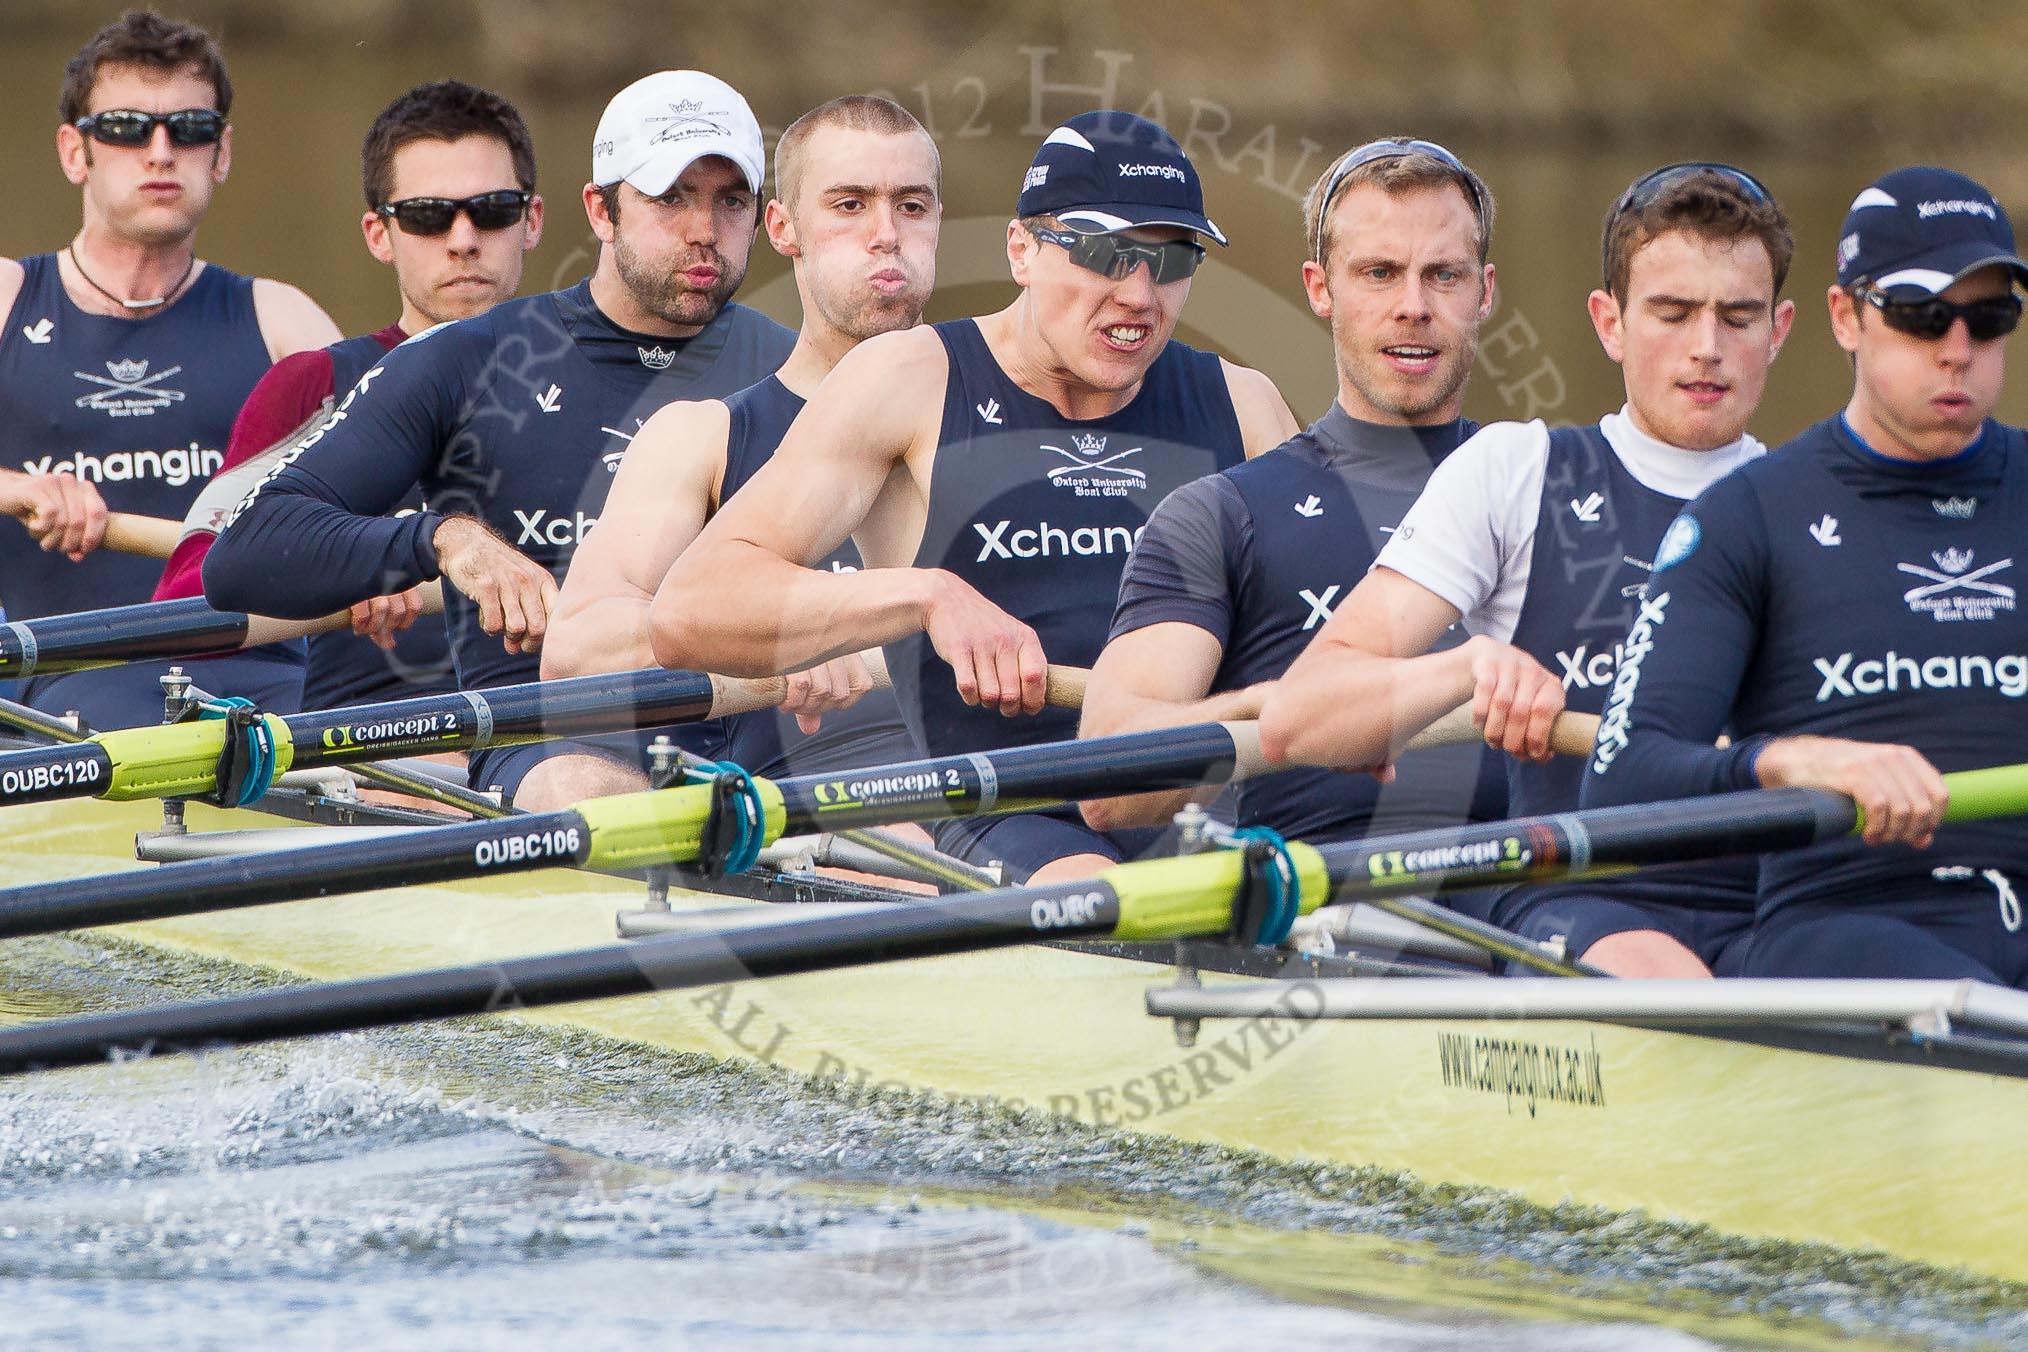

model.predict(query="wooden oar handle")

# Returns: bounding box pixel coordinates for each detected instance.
[240,581,447,646]
[707,651,1090,720]
[102,512,183,559]
[1407,704,1601,758]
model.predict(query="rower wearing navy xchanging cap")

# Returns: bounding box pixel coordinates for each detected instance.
[0,11,341,730]
[652,110,1297,884]
[205,71,794,811]
[1583,166,2028,987]
[155,79,544,720]
[1081,137,1508,844]
[1263,164,1797,977]
[545,94,937,784]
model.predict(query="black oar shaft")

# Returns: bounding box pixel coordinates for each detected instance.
[0,598,249,678]
[0,883,1113,1076]
[771,722,1246,830]
[286,668,720,766]
[1317,787,1858,900]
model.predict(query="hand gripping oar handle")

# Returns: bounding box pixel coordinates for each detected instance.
[1405,705,1600,757]
[706,651,1088,719]
[101,512,182,559]
[0,587,450,681]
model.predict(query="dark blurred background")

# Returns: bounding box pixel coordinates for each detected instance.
[7,0,2026,438]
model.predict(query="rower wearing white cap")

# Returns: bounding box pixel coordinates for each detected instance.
[206,71,793,810]
[651,110,1297,883]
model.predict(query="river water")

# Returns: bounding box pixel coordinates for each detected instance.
[0,929,2017,1350]
[3,8,2028,1347]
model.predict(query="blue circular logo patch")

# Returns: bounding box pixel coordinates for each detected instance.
[1654,514,1700,572]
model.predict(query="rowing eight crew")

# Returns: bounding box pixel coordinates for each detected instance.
[2,17,2023,990]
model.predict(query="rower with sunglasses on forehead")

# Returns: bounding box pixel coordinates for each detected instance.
[206,72,793,811]
[0,11,340,729]
[652,111,1297,884]
[153,80,542,726]
[1079,138,1509,846]
[1584,167,2028,988]
[1263,163,1797,977]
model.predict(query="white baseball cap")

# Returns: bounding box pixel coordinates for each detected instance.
[591,70,764,197]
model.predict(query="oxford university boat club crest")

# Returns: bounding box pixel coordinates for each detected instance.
[1898,547,2016,622]
[1039,431,1146,498]
[73,356,186,417]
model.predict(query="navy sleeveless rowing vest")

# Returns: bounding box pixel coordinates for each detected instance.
[1506,425,1686,817]
[300,332,455,710]
[716,375,913,775]
[891,318,1244,756]
[1222,415,1506,839]
[0,255,269,620]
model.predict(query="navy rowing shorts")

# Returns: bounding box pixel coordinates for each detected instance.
[1494,889,1757,976]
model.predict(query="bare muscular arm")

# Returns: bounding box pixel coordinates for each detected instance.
[544,400,725,679]
[650,328,1049,716]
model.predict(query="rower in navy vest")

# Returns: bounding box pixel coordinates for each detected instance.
[155,81,544,721]
[0,12,340,729]
[546,95,937,786]
[1263,165,1798,977]
[205,71,794,811]
[1082,138,1507,845]
[651,111,1297,883]
[1584,167,2028,988]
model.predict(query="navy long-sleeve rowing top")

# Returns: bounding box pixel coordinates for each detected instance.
[204,281,791,692]
[1581,414,2028,918]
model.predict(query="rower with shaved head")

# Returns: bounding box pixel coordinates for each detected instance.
[545,94,938,781]
[1263,164,1796,977]
[652,111,1297,883]
[205,71,794,810]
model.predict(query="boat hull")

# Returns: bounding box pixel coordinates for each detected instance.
[6,798,2024,1284]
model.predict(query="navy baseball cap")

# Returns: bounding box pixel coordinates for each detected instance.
[1836,166,2028,297]
[1017,110,1228,246]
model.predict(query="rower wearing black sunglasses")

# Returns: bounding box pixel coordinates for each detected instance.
[207,70,794,813]
[652,110,1298,885]
[0,10,340,731]
[154,79,545,741]
[1584,166,2028,990]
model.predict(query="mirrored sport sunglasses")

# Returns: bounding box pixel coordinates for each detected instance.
[75,108,225,148]
[1030,225,1206,284]
[1854,286,2024,342]
[1311,138,1488,258]
[375,190,533,236]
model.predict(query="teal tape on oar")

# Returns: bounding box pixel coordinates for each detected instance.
[685,759,766,874]
[1228,824,1299,945]
[198,696,277,808]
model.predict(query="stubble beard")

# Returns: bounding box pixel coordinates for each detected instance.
[613,229,743,330]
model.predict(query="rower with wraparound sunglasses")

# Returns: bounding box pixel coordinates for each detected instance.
[1263,162,1797,978]
[1583,166,2028,988]
[652,110,1298,884]
[153,79,544,723]
[0,10,341,730]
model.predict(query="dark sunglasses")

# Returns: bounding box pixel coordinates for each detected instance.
[1311,138,1488,259]
[1854,285,2023,342]
[75,108,225,148]
[375,190,532,236]
[1030,225,1205,284]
